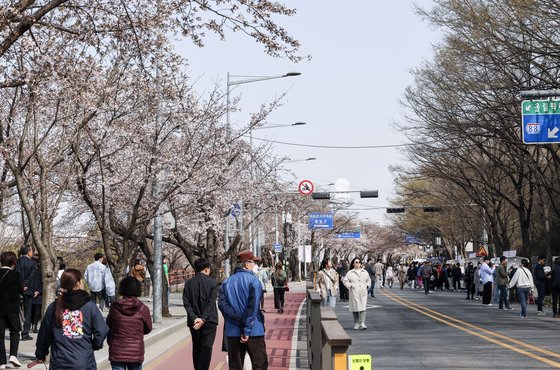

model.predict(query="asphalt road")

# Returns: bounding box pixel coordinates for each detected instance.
[335,286,560,369]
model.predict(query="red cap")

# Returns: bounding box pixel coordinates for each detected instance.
[237,250,261,263]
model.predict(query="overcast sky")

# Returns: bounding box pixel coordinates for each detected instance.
[178,1,440,224]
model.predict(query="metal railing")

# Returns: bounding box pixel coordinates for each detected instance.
[168,268,224,292]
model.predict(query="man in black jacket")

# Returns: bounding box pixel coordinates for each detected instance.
[534,255,548,316]
[464,262,475,300]
[15,245,36,341]
[183,258,219,370]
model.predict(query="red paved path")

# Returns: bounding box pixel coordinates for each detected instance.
[145,291,306,370]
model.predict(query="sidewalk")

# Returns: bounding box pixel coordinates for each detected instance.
[11,282,308,370]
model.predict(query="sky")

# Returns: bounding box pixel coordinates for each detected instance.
[178,1,440,224]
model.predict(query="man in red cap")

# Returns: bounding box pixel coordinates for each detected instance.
[218,250,267,370]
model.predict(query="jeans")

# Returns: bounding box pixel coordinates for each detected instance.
[424,279,430,294]
[322,294,336,308]
[517,287,530,317]
[492,282,500,303]
[111,362,143,370]
[368,277,375,297]
[536,285,545,312]
[498,285,510,309]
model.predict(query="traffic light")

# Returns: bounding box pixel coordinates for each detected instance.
[360,190,378,198]
[386,207,405,213]
[423,206,441,212]
[311,192,330,200]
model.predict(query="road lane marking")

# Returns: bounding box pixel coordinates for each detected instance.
[384,290,560,359]
[381,290,560,368]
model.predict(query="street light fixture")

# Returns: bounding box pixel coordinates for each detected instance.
[226,72,302,127]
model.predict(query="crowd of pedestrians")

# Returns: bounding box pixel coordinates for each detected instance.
[0,247,155,370]
[327,255,559,324]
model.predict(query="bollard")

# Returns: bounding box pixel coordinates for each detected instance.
[307,289,322,370]
[321,320,351,370]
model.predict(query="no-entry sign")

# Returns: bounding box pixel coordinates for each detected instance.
[298,179,314,195]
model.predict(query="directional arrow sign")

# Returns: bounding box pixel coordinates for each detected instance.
[522,99,560,144]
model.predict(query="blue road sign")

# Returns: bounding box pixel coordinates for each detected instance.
[405,234,422,244]
[522,100,560,144]
[230,203,241,217]
[335,231,361,239]
[273,243,282,252]
[308,212,334,229]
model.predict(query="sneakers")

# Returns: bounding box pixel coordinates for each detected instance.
[537,311,546,316]
[9,356,21,368]
[21,334,33,341]
[0,364,5,369]
[354,323,360,330]
[359,322,367,330]
[506,307,514,310]
[483,303,493,306]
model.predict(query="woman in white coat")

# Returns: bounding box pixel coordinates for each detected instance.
[343,257,371,330]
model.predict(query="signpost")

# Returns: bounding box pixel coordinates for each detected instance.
[298,179,314,195]
[230,203,242,217]
[522,99,560,144]
[273,243,282,253]
[308,212,333,229]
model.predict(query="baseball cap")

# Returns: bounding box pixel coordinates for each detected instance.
[237,250,261,263]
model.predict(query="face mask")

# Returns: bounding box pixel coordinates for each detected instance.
[253,265,259,273]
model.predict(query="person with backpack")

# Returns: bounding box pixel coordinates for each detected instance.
[271,262,288,313]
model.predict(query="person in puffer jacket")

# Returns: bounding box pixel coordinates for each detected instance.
[33,269,109,370]
[106,276,152,370]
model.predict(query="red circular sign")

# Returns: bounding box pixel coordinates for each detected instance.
[298,179,314,195]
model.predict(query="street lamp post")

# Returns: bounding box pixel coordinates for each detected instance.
[224,72,301,273]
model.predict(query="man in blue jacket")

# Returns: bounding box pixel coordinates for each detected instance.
[218,250,267,370]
